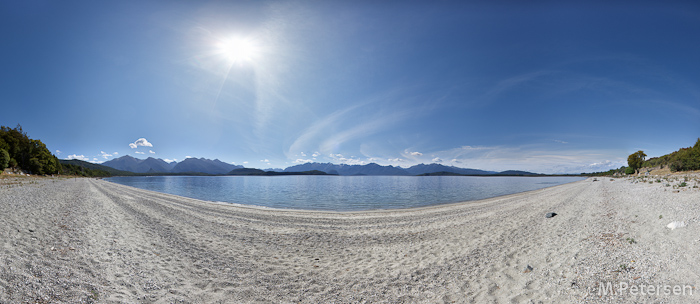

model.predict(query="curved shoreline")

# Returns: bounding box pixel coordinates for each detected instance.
[1,177,699,303]
[104,175,586,213]
[105,176,587,217]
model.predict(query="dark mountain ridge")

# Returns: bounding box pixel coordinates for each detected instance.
[102,157,540,176]
[284,162,531,176]
[103,155,242,175]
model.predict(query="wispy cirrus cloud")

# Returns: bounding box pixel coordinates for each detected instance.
[429,144,625,174]
[286,87,438,161]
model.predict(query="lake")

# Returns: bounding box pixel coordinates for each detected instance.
[105,175,585,211]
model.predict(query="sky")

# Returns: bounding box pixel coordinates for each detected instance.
[1,1,699,174]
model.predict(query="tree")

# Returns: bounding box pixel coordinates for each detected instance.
[29,157,43,175]
[627,150,647,174]
[0,148,9,171]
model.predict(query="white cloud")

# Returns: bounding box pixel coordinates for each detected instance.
[243,161,249,164]
[295,159,313,164]
[66,154,89,161]
[312,152,320,157]
[163,158,177,163]
[388,158,404,162]
[432,157,443,163]
[149,150,156,154]
[553,140,569,144]
[100,151,113,159]
[185,155,194,158]
[55,150,61,155]
[129,138,153,149]
[300,152,307,157]
[328,153,366,165]
[451,159,461,163]
[260,159,270,162]
[113,152,119,155]
[408,151,423,156]
[135,151,145,155]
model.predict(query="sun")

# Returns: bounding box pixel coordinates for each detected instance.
[216,37,259,64]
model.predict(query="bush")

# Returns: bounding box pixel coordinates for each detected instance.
[625,167,635,174]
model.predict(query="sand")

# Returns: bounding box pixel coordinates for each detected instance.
[1,175,699,303]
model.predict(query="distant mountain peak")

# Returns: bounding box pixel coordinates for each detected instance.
[103,156,242,174]
[103,157,532,176]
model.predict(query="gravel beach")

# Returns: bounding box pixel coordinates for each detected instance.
[1,176,699,303]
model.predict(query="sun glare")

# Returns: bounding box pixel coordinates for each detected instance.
[216,37,259,64]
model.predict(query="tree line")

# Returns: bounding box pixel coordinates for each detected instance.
[0,125,60,175]
[0,124,110,176]
[582,138,699,176]
[643,138,700,172]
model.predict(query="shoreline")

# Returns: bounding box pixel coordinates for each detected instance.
[109,179,588,215]
[1,176,699,303]
[104,175,586,213]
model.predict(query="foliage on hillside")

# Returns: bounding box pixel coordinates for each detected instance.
[58,159,138,177]
[581,167,628,177]
[228,168,332,176]
[0,125,60,175]
[644,138,700,172]
[60,162,113,177]
[0,124,120,177]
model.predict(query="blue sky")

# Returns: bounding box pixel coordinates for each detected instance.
[1,1,699,174]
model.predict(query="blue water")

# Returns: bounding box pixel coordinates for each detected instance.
[105,175,585,211]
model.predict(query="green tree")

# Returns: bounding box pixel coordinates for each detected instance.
[29,157,43,175]
[627,150,647,174]
[0,148,9,171]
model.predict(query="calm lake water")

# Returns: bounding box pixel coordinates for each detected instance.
[105,175,585,211]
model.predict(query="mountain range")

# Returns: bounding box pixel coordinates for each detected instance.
[102,156,539,176]
[283,162,500,176]
[102,155,243,175]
